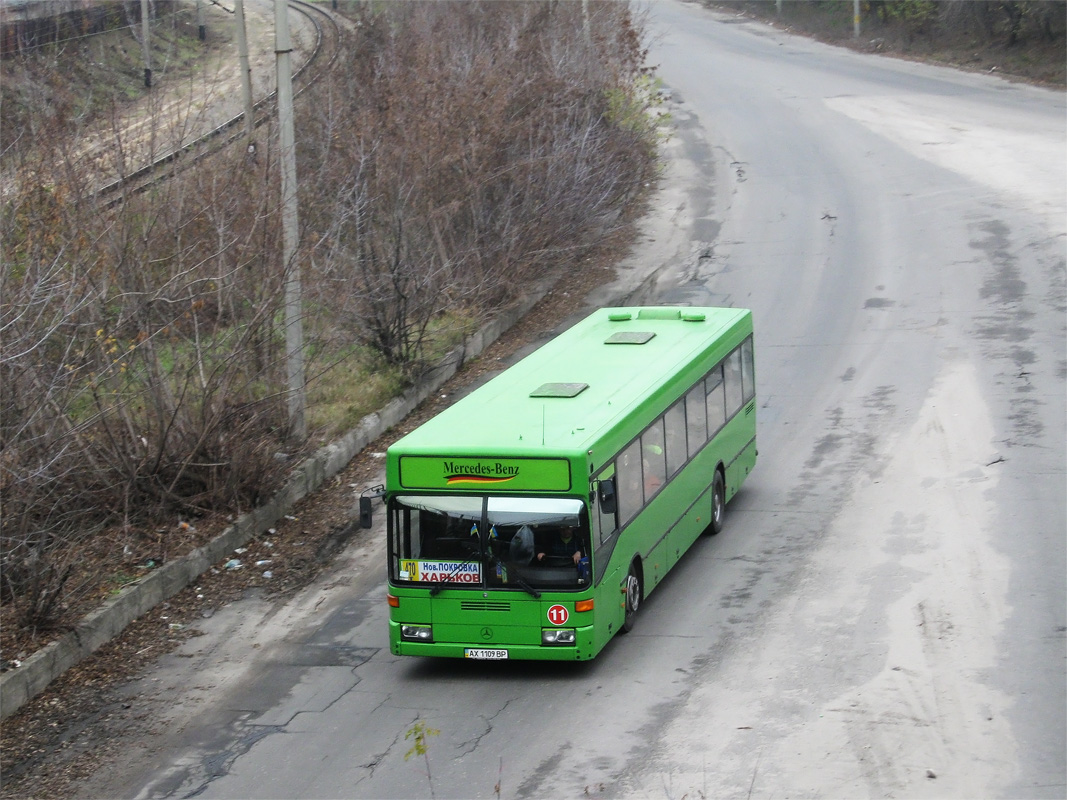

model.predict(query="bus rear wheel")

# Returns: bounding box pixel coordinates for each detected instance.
[621,562,642,634]
[708,470,725,535]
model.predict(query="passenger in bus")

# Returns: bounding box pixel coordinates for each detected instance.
[643,442,665,496]
[643,459,664,496]
[536,526,584,564]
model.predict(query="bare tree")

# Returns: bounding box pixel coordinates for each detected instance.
[301,1,657,368]
[1,0,659,637]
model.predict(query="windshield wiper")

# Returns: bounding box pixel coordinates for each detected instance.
[511,574,541,598]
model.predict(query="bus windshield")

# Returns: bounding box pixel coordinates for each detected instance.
[389,495,590,592]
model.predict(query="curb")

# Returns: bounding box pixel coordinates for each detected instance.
[0,293,543,720]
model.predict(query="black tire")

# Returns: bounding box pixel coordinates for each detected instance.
[620,561,642,634]
[708,469,725,535]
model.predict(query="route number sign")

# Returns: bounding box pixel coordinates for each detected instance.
[547,604,569,625]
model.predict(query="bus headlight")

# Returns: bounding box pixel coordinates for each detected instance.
[401,624,434,642]
[541,628,576,645]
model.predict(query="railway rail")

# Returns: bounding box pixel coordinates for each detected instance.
[89,0,341,205]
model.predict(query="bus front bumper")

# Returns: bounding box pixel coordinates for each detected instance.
[389,621,597,661]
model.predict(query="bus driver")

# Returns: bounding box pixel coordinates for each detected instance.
[536,526,583,564]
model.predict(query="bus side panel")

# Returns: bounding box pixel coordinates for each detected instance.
[645,535,672,593]
[727,438,758,503]
[668,484,713,563]
[719,399,757,501]
[594,564,626,647]
[640,479,714,599]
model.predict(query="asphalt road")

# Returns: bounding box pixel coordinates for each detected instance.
[83,2,1066,798]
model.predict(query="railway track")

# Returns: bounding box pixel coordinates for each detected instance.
[92,0,342,205]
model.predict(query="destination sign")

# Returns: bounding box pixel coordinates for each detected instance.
[399,559,482,583]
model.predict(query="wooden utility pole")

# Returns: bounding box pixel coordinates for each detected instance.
[141,0,151,87]
[274,0,306,441]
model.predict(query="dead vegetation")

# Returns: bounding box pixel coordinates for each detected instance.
[0,1,660,664]
[713,0,1066,86]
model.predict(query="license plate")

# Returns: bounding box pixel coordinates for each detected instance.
[464,648,508,660]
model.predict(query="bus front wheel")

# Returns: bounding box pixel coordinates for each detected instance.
[709,470,725,535]
[621,562,642,634]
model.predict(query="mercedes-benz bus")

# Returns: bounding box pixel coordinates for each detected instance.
[386,306,756,660]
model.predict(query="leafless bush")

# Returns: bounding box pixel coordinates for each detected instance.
[2,121,290,631]
[302,1,658,368]
[1,0,659,635]
[74,146,291,517]
[939,1,1066,46]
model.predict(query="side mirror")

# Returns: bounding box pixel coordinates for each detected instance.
[359,496,373,529]
[598,478,617,515]
[359,484,385,529]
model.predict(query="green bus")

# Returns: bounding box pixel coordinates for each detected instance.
[385,306,756,661]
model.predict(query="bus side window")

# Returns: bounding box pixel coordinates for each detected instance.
[390,507,419,577]
[408,509,421,558]
[642,420,667,498]
[741,337,756,402]
[596,466,617,545]
[706,365,725,437]
[663,400,687,478]
[724,348,744,417]
[389,507,401,578]
[685,381,708,457]
[616,440,643,526]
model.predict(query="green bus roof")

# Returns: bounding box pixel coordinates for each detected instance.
[388,306,752,475]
